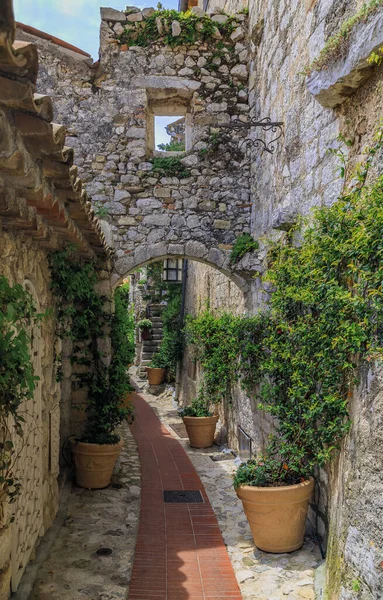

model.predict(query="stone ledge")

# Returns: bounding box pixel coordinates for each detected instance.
[306,10,383,108]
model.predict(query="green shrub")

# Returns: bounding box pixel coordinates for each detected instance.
[0,277,44,501]
[137,318,153,330]
[151,155,191,179]
[49,247,133,445]
[187,129,383,484]
[182,395,213,417]
[230,233,259,264]
[151,288,183,379]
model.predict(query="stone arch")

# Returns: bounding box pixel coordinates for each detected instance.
[112,241,251,304]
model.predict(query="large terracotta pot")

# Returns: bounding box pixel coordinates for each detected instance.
[183,415,219,448]
[71,439,123,489]
[236,478,314,553]
[147,367,166,385]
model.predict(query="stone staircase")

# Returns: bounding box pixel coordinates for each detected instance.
[138,304,164,379]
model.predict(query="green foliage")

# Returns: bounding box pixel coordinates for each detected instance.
[182,395,213,417]
[137,318,153,330]
[119,9,237,49]
[368,45,383,65]
[49,247,133,445]
[93,201,108,218]
[352,579,361,593]
[185,311,244,404]
[187,130,383,485]
[0,277,43,500]
[157,140,185,152]
[233,455,303,488]
[303,0,383,75]
[151,155,191,179]
[230,233,259,264]
[151,289,183,379]
[113,283,135,367]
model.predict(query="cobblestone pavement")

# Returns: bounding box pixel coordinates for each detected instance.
[28,423,140,600]
[133,376,323,600]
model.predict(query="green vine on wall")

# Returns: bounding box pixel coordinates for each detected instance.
[0,277,43,501]
[151,155,191,179]
[49,247,133,445]
[118,9,238,49]
[187,128,383,483]
[230,233,259,264]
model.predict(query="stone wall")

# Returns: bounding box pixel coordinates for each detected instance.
[0,233,60,597]
[17,2,383,597]
[182,1,383,598]
[17,12,254,293]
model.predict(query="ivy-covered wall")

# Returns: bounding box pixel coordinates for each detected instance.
[0,233,61,597]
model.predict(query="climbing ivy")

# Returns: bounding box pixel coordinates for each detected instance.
[150,288,183,379]
[118,9,237,49]
[49,247,133,445]
[0,277,43,501]
[187,129,383,484]
[230,233,259,264]
[151,155,191,179]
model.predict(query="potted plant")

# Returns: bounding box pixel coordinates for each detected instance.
[234,450,314,553]
[146,353,166,385]
[137,318,152,340]
[70,362,134,489]
[182,396,219,448]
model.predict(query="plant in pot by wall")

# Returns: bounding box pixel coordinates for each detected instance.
[146,353,167,385]
[137,318,152,340]
[49,247,135,490]
[233,445,314,553]
[181,395,218,449]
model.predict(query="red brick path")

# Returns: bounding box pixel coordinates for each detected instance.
[128,392,242,600]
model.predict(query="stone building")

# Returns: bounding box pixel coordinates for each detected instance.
[3,0,383,598]
[0,3,109,597]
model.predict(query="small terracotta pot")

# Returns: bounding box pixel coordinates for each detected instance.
[71,439,123,489]
[147,367,166,385]
[236,477,314,553]
[183,415,219,448]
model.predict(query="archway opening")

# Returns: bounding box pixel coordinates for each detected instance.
[115,255,249,453]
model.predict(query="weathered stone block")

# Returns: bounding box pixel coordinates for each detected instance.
[214,219,231,229]
[185,240,208,259]
[142,214,171,226]
[230,64,248,81]
[100,7,127,22]
[115,255,135,275]
[118,216,136,225]
[154,187,171,198]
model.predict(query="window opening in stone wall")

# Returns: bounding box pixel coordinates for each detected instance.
[155,116,186,152]
[163,259,183,282]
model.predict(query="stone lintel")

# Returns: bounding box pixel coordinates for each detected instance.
[306,10,383,108]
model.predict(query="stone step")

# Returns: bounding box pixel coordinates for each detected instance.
[143,342,161,349]
[150,317,163,323]
[142,352,157,360]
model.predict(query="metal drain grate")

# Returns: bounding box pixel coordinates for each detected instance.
[164,490,204,503]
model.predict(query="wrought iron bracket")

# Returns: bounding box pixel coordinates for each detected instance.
[219,117,284,155]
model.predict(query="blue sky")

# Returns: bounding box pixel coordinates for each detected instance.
[13,0,178,59]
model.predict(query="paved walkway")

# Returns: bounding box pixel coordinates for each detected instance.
[132,378,323,600]
[129,392,242,600]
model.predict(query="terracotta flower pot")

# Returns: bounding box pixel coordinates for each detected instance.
[183,415,219,448]
[71,439,123,489]
[236,477,314,553]
[147,367,166,385]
